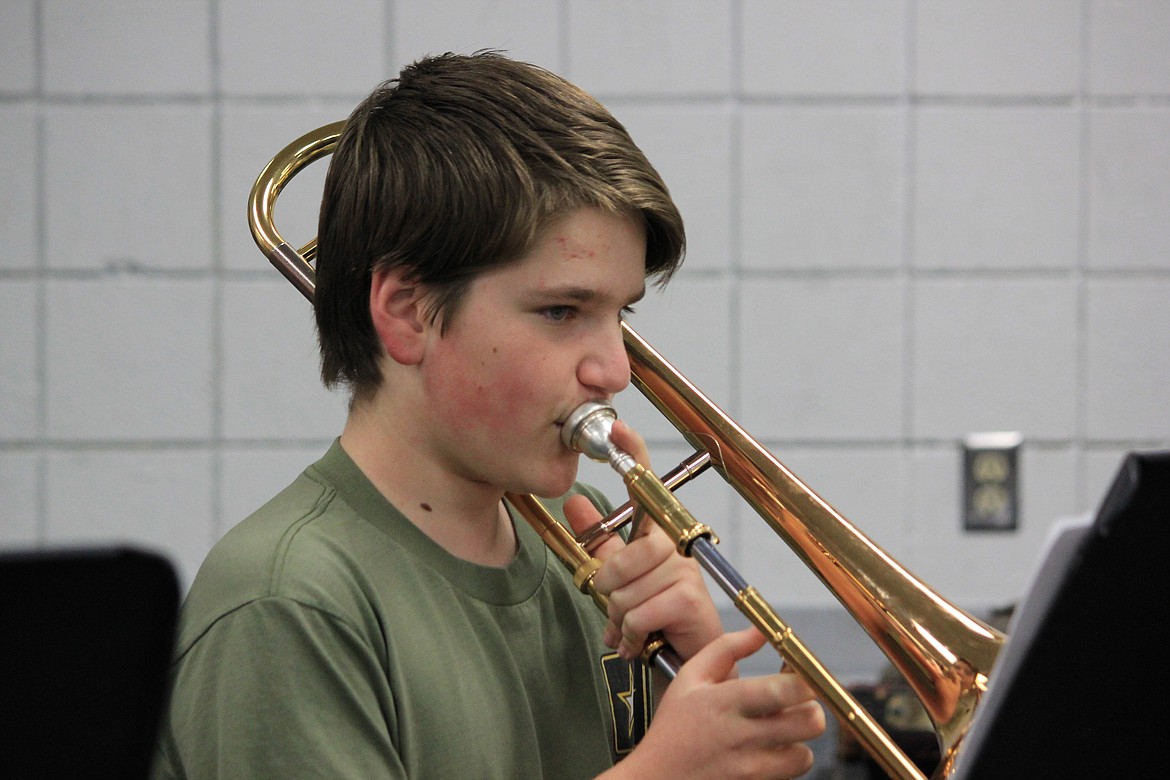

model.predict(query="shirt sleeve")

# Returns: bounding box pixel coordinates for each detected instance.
[154,596,402,780]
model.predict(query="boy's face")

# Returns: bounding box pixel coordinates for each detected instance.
[416,207,647,498]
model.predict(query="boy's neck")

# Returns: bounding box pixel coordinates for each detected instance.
[338,398,518,568]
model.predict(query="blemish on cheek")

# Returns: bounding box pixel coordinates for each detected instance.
[420,503,432,512]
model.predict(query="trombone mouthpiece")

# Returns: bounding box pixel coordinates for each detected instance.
[561,402,636,475]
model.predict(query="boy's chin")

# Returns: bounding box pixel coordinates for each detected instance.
[522,462,580,499]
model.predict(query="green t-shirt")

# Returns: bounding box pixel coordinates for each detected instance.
[152,440,652,779]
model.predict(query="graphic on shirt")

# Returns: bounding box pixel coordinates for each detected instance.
[600,652,652,754]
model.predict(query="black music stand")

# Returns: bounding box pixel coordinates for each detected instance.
[953,451,1170,777]
[0,547,179,780]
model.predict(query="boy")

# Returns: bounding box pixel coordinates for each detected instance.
[153,52,824,779]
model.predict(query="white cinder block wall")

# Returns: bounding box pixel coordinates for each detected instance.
[3,0,1169,667]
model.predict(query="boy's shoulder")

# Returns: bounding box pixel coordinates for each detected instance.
[174,467,360,646]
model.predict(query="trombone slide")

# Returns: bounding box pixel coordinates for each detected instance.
[620,460,928,780]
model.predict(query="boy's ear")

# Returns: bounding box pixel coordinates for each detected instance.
[369,266,427,365]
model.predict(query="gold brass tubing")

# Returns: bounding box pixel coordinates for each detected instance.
[621,464,717,554]
[505,492,682,677]
[575,450,712,552]
[247,121,344,302]
[506,493,608,615]
[732,585,926,780]
[572,557,604,595]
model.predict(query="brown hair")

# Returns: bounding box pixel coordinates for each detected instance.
[315,51,685,399]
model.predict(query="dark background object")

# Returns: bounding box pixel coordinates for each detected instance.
[0,547,179,780]
[955,450,1170,778]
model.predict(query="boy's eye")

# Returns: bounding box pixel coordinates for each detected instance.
[542,305,573,322]
[539,304,635,323]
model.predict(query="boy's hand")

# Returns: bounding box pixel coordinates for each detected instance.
[600,629,826,780]
[563,419,722,662]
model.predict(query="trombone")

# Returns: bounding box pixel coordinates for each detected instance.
[248,122,1006,780]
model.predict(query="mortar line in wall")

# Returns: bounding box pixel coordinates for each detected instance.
[901,0,918,558]
[9,91,799,109]
[604,94,904,109]
[33,0,48,545]
[730,0,739,563]
[1088,94,1170,108]
[726,0,744,565]
[733,266,1170,281]
[738,94,1079,108]
[28,267,225,281]
[728,0,743,414]
[209,0,226,541]
[6,93,218,106]
[1074,0,1095,510]
[558,0,570,76]
[385,0,396,73]
[0,439,337,453]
